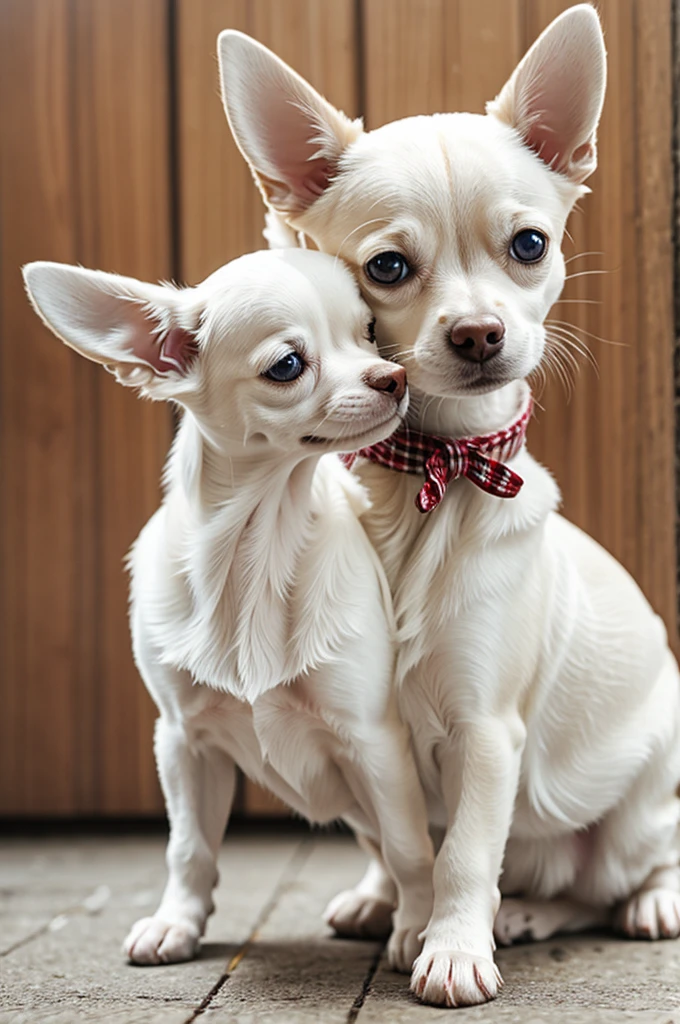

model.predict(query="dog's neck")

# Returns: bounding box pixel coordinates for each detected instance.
[160,412,322,701]
[407,380,525,439]
[170,412,317,509]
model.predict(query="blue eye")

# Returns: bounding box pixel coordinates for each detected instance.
[365,252,410,285]
[263,352,305,383]
[510,229,547,264]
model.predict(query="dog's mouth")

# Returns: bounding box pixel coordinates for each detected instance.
[301,411,401,448]
[457,373,516,394]
[433,359,521,396]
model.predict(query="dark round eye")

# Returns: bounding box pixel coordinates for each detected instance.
[365,251,410,285]
[366,317,377,344]
[510,229,547,264]
[263,352,305,383]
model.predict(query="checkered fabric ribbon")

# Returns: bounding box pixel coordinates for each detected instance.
[344,388,533,513]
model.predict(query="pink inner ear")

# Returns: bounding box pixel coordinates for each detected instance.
[140,326,198,375]
[260,143,334,212]
[523,123,563,171]
[273,153,332,207]
[256,96,338,212]
[160,327,199,373]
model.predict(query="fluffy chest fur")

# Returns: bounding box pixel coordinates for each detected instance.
[356,447,672,838]
[130,420,384,704]
[355,448,559,675]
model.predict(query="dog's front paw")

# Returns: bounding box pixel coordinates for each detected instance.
[323,889,394,940]
[616,888,680,940]
[123,915,200,965]
[410,949,503,1007]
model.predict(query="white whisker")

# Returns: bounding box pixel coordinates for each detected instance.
[564,250,606,265]
[564,269,612,282]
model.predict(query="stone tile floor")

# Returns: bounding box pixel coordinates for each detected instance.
[1,828,679,1023]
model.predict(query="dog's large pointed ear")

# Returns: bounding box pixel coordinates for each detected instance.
[218,30,363,215]
[487,4,606,184]
[23,262,199,394]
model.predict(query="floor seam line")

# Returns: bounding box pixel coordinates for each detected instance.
[0,887,108,958]
[182,836,315,1023]
[346,943,385,1023]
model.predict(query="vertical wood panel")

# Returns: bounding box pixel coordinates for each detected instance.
[72,0,173,813]
[634,0,676,632]
[0,0,81,813]
[362,0,523,126]
[0,0,172,814]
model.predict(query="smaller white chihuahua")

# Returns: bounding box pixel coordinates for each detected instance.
[23,249,434,972]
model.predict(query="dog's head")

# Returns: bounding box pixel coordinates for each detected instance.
[219,5,605,406]
[22,249,407,454]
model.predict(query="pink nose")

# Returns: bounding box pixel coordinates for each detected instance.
[363,364,407,403]
[450,316,506,363]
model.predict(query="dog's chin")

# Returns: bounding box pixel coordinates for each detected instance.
[301,409,403,452]
[411,361,524,399]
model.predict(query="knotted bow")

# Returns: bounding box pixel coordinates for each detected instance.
[343,387,533,513]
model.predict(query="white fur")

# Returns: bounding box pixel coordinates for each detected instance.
[219,4,680,1008]
[23,249,434,971]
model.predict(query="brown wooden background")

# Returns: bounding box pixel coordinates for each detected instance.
[0,0,675,816]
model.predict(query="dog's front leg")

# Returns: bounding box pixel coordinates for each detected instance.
[124,714,237,965]
[412,713,525,1007]
[357,724,435,973]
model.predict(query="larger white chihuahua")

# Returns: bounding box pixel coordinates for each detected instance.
[219,4,680,1008]
[23,249,435,973]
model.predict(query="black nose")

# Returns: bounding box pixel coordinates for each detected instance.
[450,316,506,363]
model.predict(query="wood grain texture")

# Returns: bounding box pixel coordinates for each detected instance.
[0,0,172,814]
[71,0,172,813]
[0,0,82,813]
[362,0,523,125]
[632,0,676,634]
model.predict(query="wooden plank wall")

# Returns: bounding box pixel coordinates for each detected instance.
[0,0,676,814]
[0,0,171,814]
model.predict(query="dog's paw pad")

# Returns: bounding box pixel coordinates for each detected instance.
[387,923,425,973]
[123,916,200,965]
[323,889,394,940]
[616,888,680,941]
[410,949,502,1007]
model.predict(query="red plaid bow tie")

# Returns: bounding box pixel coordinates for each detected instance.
[344,387,533,513]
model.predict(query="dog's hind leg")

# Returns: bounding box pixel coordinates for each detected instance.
[124,708,237,965]
[583,654,680,942]
[324,834,396,940]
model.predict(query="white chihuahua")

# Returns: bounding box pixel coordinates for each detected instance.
[23,249,435,972]
[219,4,680,1008]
